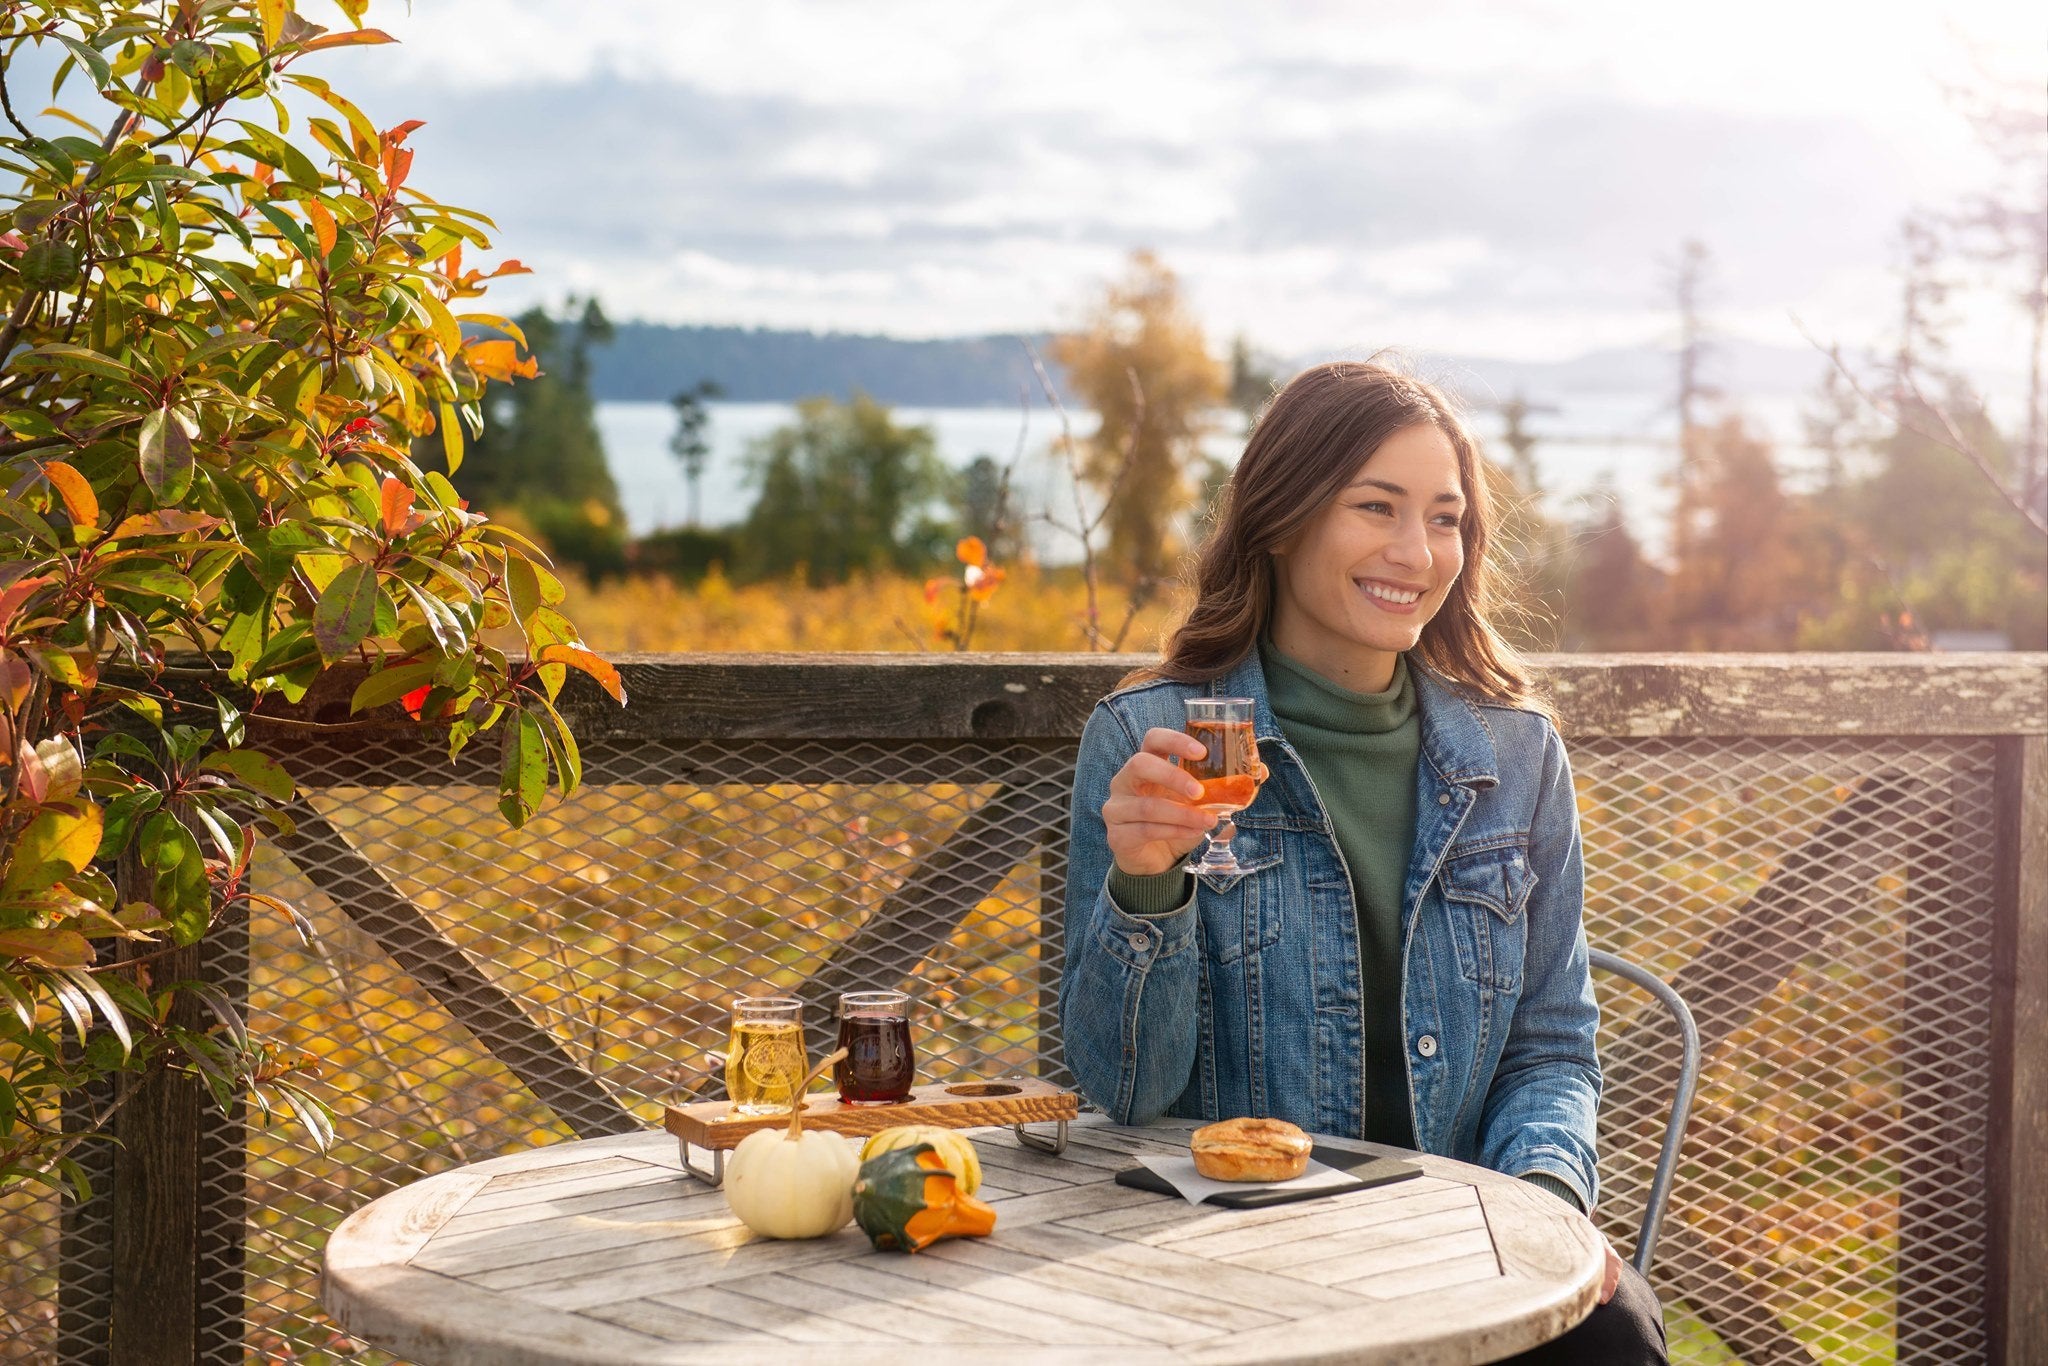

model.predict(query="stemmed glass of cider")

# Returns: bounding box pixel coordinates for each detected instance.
[1181,697,1267,880]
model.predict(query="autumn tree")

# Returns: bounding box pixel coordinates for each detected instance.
[1051,250,1225,585]
[1663,420,1824,649]
[1558,485,1665,650]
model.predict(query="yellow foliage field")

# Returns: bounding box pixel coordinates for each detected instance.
[559,563,1194,654]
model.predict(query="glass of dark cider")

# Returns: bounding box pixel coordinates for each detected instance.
[835,990,915,1105]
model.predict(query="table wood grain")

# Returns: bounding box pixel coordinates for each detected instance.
[322,1117,1603,1366]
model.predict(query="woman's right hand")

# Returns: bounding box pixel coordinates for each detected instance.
[1102,728,1218,877]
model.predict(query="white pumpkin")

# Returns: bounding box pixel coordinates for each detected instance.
[721,1045,859,1240]
[724,1127,858,1239]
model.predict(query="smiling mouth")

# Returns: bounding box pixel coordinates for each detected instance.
[1360,581,1425,606]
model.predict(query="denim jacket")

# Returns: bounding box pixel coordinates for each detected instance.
[1059,651,1602,1210]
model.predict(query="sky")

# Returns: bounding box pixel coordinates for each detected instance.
[27,2,2048,381]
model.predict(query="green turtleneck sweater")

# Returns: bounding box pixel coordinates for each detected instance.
[1260,643,1421,1149]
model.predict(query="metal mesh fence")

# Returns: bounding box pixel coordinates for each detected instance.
[0,728,2006,1364]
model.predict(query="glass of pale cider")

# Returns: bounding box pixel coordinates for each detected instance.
[724,996,805,1115]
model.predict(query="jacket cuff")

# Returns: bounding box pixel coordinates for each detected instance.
[1109,867,1194,918]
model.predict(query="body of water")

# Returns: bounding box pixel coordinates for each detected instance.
[595,394,1819,562]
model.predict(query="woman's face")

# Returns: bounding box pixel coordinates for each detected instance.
[1268,421,1468,691]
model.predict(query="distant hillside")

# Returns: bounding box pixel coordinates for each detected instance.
[590,324,1062,406]
[587,322,1835,408]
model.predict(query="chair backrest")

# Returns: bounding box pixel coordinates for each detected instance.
[1588,948,1701,1276]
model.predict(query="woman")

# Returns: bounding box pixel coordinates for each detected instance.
[1059,361,1665,1362]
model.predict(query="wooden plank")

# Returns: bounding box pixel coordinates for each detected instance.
[1989,733,2047,1366]
[1474,1181,1602,1286]
[1228,1202,1490,1277]
[1279,1226,1497,1290]
[441,1183,725,1237]
[580,1295,756,1344]
[324,1172,492,1273]
[645,1283,884,1343]
[324,1262,679,1366]
[480,1155,658,1195]
[1335,1248,1502,1300]
[505,1230,869,1308]
[834,1239,1219,1346]
[926,1237,1287,1334]
[989,1222,1365,1315]
[277,799,638,1140]
[1144,1182,1476,1257]
[666,1078,1076,1149]
[786,1259,1142,1345]
[219,653,2048,744]
[1179,1273,1584,1366]
[722,1268,1016,1343]
[1541,653,2048,738]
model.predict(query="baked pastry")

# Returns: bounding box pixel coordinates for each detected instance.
[1190,1117,1313,1182]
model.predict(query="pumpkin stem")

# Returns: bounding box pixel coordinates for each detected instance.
[784,1047,848,1140]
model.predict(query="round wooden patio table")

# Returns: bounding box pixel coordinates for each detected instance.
[322,1115,1603,1366]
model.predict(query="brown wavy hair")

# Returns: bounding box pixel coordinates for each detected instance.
[1128,359,1551,718]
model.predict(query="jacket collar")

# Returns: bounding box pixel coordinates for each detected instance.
[1215,650,1498,791]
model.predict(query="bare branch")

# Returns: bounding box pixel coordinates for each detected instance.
[1796,318,2048,540]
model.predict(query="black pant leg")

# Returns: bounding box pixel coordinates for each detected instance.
[1494,1260,1667,1365]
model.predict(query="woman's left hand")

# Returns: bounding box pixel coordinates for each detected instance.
[1599,1238,1623,1304]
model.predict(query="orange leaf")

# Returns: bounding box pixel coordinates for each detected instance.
[384,119,426,145]
[400,684,433,720]
[966,564,1006,603]
[379,477,413,537]
[955,536,987,568]
[109,509,222,539]
[306,199,338,257]
[923,578,946,605]
[534,644,627,705]
[41,461,97,528]
[465,338,538,383]
[300,27,396,50]
[487,259,532,278]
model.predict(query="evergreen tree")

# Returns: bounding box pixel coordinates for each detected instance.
[668,379,723,527]
[456,297,627,578]
[736,394,954,584]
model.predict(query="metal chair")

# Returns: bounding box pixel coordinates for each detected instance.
[1588,948,1701,1276]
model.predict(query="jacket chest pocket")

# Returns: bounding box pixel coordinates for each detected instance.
[1196,842,1285,964]
[1438,842,1535,992]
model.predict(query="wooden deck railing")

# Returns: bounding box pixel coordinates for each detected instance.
[38,652,2048,1365]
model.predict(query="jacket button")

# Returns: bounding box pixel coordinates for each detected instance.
[1416,1034,1438,1058]
[1437,793,1451,806]
[1128,931,1150,952]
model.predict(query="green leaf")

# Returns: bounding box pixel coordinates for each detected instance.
[199,750,295,802]
[312,561,377,660]
[497,711,546,826]
[20,343,134,384]
[54,36,112,89]
[137,407,194,502]
[252,199,317,262]
[19,239,79,290]
[349,659,437,713]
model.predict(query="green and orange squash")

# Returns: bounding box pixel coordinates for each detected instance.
[851,1143,998,1253]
